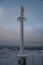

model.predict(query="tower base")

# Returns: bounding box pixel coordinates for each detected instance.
[17,52,27,65]
[18,56,26,65]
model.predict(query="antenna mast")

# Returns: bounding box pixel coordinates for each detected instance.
[17,6,27,65]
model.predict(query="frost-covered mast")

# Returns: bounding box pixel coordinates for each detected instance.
[17,6,27,65]
[17,6,25,54]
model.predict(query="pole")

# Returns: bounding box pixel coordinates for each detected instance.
[17,6,27,65]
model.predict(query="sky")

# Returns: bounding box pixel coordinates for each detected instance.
[0,0,43,46]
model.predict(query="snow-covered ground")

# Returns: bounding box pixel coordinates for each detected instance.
[0,49,43,65]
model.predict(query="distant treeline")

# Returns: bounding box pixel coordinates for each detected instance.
[0,45,43,50]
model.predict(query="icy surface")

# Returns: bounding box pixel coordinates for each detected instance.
[0,49,43,65]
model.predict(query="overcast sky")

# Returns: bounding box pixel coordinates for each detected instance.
[0,0,43,46]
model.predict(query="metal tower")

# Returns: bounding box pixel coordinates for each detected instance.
[17,6,27,65]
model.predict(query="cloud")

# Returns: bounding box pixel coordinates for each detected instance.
[24,25,43,43]
[0,25,43,46]
[0,6,20,43]
[0,6,7,26]
[0,27,20,43]
[0,6,19,26]
[0,7,6,16]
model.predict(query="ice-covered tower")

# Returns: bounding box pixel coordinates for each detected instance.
[17,6,27,65]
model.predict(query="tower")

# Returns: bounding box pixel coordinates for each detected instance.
[17,6,27,65]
